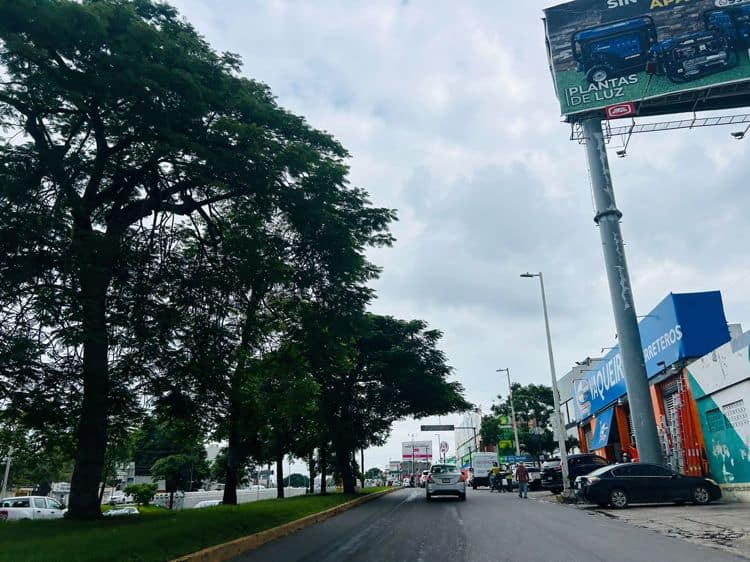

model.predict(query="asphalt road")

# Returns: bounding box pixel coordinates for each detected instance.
[232,488,747,562]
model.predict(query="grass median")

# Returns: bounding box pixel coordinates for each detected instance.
[0,488,390,562]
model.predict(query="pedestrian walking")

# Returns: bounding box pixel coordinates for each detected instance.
[515,463,529,498]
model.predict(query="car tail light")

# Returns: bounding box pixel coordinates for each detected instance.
[0,511,7,521]
[554,465,562,472]
[426,475,432,483]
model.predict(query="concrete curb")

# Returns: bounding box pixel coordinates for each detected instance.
[170,488,398,562]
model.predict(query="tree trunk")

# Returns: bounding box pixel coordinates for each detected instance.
[169,491,174,510]
[319,447,327,495]
[98,480,106,504]
[360,449,365,489]
[222,412,241,505]
[276,455,284,499]
[308,451,315,494]
[337,444,356,494]
[67,228,114,519]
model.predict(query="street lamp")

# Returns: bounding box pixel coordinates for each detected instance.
[496,368,521,456]
[521,271,571,495]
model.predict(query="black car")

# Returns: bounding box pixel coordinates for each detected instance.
[574,463,722,508]
[541,453,608,494]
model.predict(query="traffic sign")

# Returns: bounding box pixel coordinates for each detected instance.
[440,441,449,454]
[420,425,454,431]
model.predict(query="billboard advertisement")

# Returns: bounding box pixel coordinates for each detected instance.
[402,441,433,461]
[544,0,750,119]
[572,291,730,420]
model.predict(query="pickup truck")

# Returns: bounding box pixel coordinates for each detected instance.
[0,496,67,521]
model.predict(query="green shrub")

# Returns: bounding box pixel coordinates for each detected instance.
[124,483,158,506]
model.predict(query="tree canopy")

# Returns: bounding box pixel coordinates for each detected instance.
[0,0,471,517]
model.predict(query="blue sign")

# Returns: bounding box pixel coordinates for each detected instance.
[501,455,532,463]
[588,407,614,451]
[572,291,730,421]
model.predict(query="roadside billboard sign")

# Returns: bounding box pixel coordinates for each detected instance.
[402,441,433,461]
[544,0,750,120]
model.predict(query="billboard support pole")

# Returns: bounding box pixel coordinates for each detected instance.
[581,116,662,466]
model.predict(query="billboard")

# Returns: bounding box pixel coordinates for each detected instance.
[572,291,730,421]
[402,441,433,461]
[544,0,750,119]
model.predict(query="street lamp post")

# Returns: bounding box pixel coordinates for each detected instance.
[410,433,416,485]
[521,271,570,495]
[497,368,521,457]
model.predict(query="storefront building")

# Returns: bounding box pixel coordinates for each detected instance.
[567,291,730,477]
[686,324,750,500]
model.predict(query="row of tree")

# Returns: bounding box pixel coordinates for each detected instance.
[0,0,470,519]
[480,383,578,458]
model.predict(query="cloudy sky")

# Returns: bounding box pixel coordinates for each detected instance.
[170,0,750,470]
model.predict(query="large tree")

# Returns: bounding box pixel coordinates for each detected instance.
[0,0,376,518]
[302,312,472,493]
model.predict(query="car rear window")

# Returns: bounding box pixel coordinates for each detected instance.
[430,465,457,474]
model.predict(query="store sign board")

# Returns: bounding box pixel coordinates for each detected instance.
[402,441,433,461]
[543,0,750,119]
[589,407,615,450]
[572,291,730,420]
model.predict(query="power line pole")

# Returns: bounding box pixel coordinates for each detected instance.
[581,116,662,465]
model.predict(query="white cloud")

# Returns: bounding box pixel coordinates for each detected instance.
[171,0,750,470]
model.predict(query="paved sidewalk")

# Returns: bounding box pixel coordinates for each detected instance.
[531,490,750,559]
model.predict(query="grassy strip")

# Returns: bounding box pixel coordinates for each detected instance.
[0,489,388,562]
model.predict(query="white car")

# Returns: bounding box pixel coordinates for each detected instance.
[425,464,466,501]
[0,496,66,520]
[419,470,430,488]
[104,506,139,517]
[193,499,222,509]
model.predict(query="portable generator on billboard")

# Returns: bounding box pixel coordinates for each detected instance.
[544,0,750,119]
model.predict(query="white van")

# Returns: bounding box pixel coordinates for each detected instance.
[469,453,498,489]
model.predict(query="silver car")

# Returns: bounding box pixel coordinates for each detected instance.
[425,463,466,501]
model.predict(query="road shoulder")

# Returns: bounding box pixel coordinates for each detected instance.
[170,489,398,562]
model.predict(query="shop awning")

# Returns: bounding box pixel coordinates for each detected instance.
[589,407,615,451]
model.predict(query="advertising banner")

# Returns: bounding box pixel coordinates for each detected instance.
[402,441,433,461]
[572,291,730,421]
[544,0,750,119]
[589,407,615,450]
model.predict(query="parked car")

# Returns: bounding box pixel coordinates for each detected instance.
[574,463,722,508]
[425,463,466,502]
[193,499,222,509]
[526,467,542,491]
[104,506,139,517]
[108,491,133,505]
[541,454,609,494]
[419,470,430,488]
[0,496,66,521]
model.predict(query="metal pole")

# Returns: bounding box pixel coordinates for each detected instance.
[538,272,570,493]
[581,116,662,466]
[1,447,12,499]
[498,368,521,456]
[411,434,415,485]
[472,426,478,466]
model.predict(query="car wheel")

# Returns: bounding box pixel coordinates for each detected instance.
[692,486,711,505]
[472,483,477,490]
[609,488,629,509]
